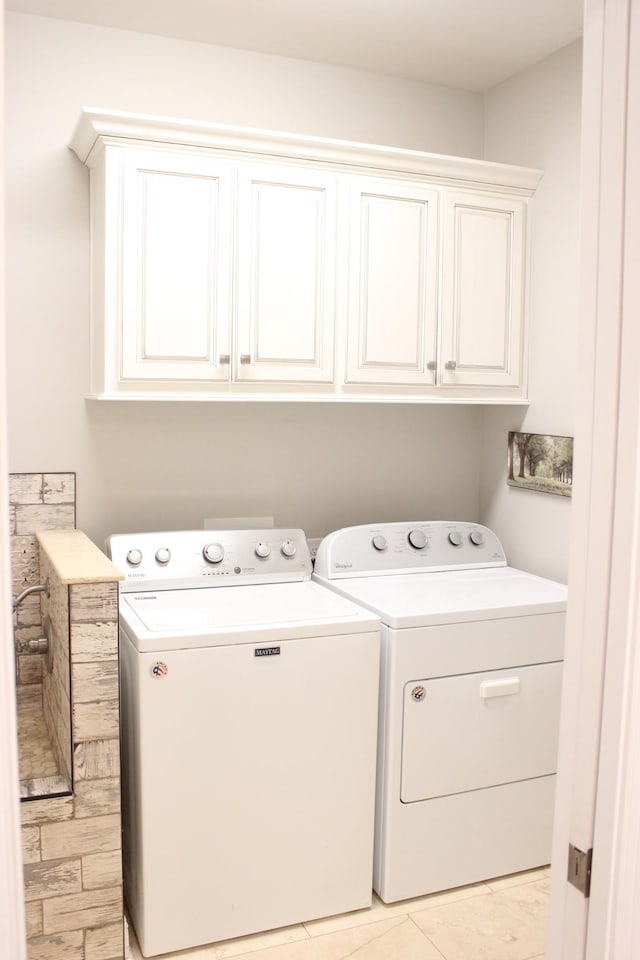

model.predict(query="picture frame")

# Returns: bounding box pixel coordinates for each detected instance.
[507,432,573,497]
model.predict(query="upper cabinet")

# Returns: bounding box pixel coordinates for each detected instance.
[440,191,526,390]
[70,109,542,403]
[345,178,439,388]
[235,164,337,385]
[117,148,234,386]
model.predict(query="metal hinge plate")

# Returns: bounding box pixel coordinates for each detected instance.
[568,844,593,897]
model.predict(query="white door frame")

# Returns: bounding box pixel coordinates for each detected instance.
[0,451,26,960]
[0,8,27,957]
[547,0,640,957]
[1,4,638,960]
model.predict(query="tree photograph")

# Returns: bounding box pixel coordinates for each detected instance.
[507,432,573,497]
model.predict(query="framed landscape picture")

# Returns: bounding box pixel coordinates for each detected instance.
[507,432,574,497]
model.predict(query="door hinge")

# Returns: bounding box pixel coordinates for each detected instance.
[568,844,593,898]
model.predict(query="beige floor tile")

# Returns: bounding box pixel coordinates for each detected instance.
[393,882,494,915]
[501,877,550,904]
[348,917,449,959]
[411,879,549,960]
[129,873,548,960]
[305,882,491,937]
[182,916,409,960]
[485,868,550,891]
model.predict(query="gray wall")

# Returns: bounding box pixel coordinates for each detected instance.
[481,41,582,582]
[5,12,484,548]
[6,15,580,568]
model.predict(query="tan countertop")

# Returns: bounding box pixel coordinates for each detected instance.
[36,529,124,584]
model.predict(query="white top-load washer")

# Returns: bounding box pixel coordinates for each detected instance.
[106,529,380,958]
[313,520,567,903]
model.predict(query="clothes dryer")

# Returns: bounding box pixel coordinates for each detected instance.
[313,521,567,903]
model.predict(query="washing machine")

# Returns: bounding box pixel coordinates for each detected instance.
[313,520,567,903]
[106,528,380,958]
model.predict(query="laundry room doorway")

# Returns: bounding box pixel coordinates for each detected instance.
[547,1,640,958]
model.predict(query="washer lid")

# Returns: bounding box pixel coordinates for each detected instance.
[120,580,380,651]
[313,566,567,628]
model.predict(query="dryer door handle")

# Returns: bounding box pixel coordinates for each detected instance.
[480,677,521,699]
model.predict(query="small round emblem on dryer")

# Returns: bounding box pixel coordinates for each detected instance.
[203,542,225,564]
[411,686,426,702]
[151,661,168,679]
[469,529,485,546]
[126,548,143,566]
[408,529,427,550]
[281,540,297,558]
[255,542,271,559]
[372,535,388,552]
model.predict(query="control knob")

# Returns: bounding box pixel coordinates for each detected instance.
[281,540,297,558]
[203,542,225,564]
[126,548,143,566]
[408,529,427,550]
[372,535,388,552]
[255,542,271,559]
[469,529,485,546]
[448,531,463,547]
[155,547,171,564]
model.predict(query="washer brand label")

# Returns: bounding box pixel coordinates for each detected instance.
[335,562,353,570]
[151,661,168,679]
[254,646,281,657]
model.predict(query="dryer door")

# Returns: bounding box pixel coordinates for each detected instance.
[400,660,563,802]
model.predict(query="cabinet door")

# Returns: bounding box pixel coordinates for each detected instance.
[119,149,233,383]
[440,191,526,389]
[345,179,439,386]
[235,165,336,384]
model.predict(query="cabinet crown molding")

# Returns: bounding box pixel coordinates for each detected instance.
[69,107,543,193]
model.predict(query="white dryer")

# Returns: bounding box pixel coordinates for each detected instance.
[313,520,567,903]
[107,529,380,958]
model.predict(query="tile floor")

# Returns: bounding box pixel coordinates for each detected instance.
[129,867,549,960]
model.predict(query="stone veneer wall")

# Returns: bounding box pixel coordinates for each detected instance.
[40,557,72,788]
[10,473,124,960]
[11,473,76,792]
[21,576,123,960]
[10,473,75,690]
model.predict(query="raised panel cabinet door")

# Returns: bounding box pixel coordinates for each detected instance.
[440,191,526,389]
[345,179,439,385]
[235,165,337,383]
[120,149,234,383]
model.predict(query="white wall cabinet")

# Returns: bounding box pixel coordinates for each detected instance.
[235,164,336,384]
[71,110,541,403]
[345,178,439,387]
[118,149,234,386]
[440,191,525,390]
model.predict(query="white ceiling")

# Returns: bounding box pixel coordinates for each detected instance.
[6,0,583,92]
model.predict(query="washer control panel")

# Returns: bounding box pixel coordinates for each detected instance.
[313,521,507,579]
[106,529,311,592]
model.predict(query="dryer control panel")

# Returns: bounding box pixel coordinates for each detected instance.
[106,529,311,592]
[313,522,507,579]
